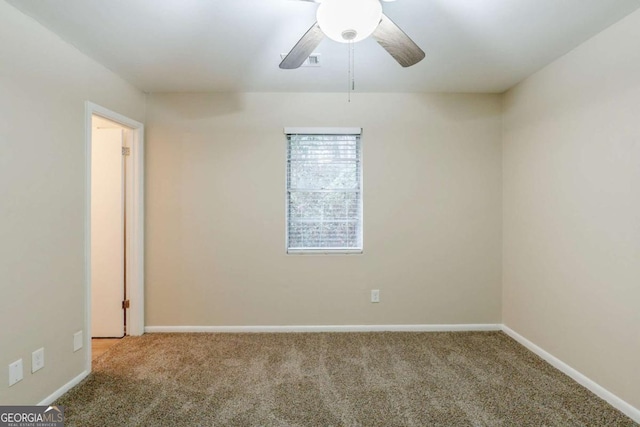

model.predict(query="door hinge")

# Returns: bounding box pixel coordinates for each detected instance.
[122,299,130,309]
[122,146,131,156]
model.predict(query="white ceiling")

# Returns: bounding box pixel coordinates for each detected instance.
[7,0,640,93]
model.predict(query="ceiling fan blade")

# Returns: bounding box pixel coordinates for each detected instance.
[279,22,325,69]
[372,14,425,67]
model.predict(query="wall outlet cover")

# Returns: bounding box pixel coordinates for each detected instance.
[9,359,23,386]
[73,330,83,352]
[371,289,380,303]
[32,347,44,373]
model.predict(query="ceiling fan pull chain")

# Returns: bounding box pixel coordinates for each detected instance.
[348,40,355,102]
[351,40,355,92]
[348,40,352,102]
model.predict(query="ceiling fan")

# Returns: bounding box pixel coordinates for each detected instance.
[280,0,425,69]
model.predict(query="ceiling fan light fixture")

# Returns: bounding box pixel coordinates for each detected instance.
[316,0,382,43]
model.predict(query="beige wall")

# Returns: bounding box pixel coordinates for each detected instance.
[0,1,146,404]
[145,92,503,327]
[502,9,640,409]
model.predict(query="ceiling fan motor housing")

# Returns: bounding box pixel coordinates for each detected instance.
[341,29,358,41]
[316,0,383,43]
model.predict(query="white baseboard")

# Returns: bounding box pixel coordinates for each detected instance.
[37,370,89,406]
[502,325,640,423]
[145,323,502,334]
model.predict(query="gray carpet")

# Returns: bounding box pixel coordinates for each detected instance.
[56,332,637,426]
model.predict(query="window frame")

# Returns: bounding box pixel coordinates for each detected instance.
[284,127,364,255]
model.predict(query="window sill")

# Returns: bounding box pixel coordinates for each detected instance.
[287,249,363,256]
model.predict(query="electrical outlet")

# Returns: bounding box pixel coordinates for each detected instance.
[371,289,380,303]
[32,348,44,373]
[9,359,23,386]
[73,331,83,352]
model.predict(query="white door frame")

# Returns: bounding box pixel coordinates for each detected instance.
[84,101,144,370]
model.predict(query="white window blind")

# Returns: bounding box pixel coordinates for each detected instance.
[286,131,363,254]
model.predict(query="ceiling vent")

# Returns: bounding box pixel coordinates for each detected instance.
[280,53,321,67]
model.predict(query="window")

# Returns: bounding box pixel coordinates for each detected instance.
[285,128,363,254]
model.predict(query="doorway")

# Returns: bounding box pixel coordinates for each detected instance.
[91,117,128,338]
[85,102,144,369]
